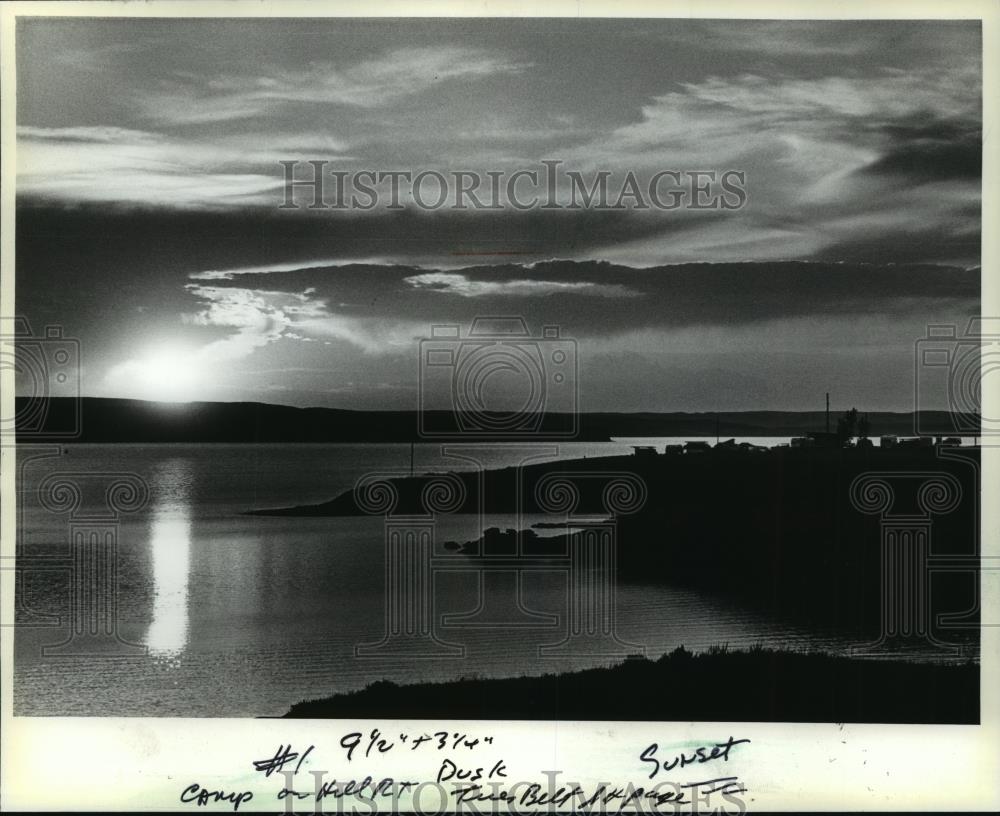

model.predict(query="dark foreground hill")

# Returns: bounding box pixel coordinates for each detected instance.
[284,646,979,723]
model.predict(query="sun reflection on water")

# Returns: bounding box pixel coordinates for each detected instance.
[144,459,193,660]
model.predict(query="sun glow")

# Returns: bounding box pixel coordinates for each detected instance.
[113,345,204,403]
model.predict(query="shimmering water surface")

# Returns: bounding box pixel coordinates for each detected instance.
[13,441,927,717]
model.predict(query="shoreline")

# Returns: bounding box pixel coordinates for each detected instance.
[249,443,977,517]
[283,646,980,723]
[248,445,981,639]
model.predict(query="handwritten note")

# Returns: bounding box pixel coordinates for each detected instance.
[177,730,751,812]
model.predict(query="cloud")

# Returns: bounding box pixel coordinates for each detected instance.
[676,70,979,121]
[403,272,641,298]
[858,115,981,182]
[16,125,349,208]
[181,282,425,358]
[183,285,328,362]
[14,29,982,267]
[567,69,979,183]
[181,258,979,341]
[88,256,978,409]
[189,257,401,281]
[17,125,161,144]
[50,40,148,72]
[661,20,875,58]
[139,46,529,125]
[555,67,980,265]
[294,315,427,354]
[101,277,332,398]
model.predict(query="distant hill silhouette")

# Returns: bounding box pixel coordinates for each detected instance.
[14,396,975,442]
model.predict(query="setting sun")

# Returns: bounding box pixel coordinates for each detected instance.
[140,349,200,401]
[109,345,203,402]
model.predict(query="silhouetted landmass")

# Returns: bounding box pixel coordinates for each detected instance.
[284,646,979,723]
[256,445,980,638]
[15,396,976,442]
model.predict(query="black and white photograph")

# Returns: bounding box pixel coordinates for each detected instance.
[1,1,998,812]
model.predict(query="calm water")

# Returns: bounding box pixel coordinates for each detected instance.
[14,442,881,717]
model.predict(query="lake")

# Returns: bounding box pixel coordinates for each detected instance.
[14,442,893,717]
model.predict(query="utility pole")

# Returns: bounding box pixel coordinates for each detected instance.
[826,393,830,434]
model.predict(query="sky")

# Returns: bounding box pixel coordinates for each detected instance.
[14,18,982,412]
